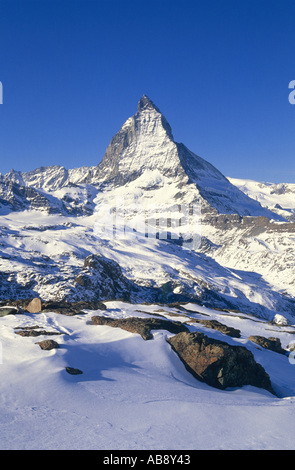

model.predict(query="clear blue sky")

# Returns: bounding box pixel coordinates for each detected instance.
[0,0,295,183]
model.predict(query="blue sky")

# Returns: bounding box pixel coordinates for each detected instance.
[0,0,294,183]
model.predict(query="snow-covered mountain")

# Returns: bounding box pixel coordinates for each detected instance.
[229,177,295,221]
[0,95,294,322]
[0,95,284,219]
[2,95,295,451]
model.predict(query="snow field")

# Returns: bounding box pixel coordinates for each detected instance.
[1,301,295,449]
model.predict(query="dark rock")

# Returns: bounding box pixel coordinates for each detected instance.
[167,331,275,394]
[0,306,19,316]
[15,328,63,337]
[248,335,286,354]
[193,319,241,338]
[71,254,131,302]
[41,300,107,315]
[36,339,60,350]
[65,367,83,375]
[91,315,189,340]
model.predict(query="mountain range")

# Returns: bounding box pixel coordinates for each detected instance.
[0,95,294,322]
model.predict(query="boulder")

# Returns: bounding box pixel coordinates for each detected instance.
[167,331,275,394]
[0,306,19,317]
[248,335,286,354]
[26,298,42,313]
[36,339,60,350]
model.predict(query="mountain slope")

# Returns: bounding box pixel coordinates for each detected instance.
[229,177,295,221]
[0,95,294,322]
[0,95,283,220]
[94,95,282,219]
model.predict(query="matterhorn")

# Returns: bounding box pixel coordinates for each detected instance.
[0,95,294,321]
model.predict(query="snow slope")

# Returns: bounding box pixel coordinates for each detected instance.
[1,301,295,450]
[1,95,295,450]
[0,210,294,322]
[229,177,295,221]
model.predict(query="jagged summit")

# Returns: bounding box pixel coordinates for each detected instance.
[94,96,283,219]
[0,95,285,220]
[95,94,178,186]
[137,94,160,113]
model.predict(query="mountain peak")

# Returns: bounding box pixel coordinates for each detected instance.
[137,95,160,113]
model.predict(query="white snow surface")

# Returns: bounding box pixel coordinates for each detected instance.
[229,177,295,221]
[1,300,295,450]
[1,97,295,449]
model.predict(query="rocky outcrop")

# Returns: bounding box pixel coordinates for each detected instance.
[71,254,131,302]
[15,326,63,337]
[248,335,286,354]
[41,300,107,315]
[91,315,189,340]
[167,331,275,394]
[192,319,241,337]
[36,339,60,350]
[0,298,107,315]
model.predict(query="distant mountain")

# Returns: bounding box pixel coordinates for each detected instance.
[229,177,295,221]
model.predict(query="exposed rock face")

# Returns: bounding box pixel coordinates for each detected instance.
[193,319,241,338]
[41,300,107,315]
[71,254,131,302]
[91,315,189,340]
[248,335,286,354]
[94,95,278,218]
[167,331,275,394]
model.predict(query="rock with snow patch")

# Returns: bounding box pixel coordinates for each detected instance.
[72,254,131,302]
[0,306,19,316]
[248,335,286,354]
[91,315,189,340]
[36,339,60,350]
[167,331,275,394]
[193,319,241,337]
